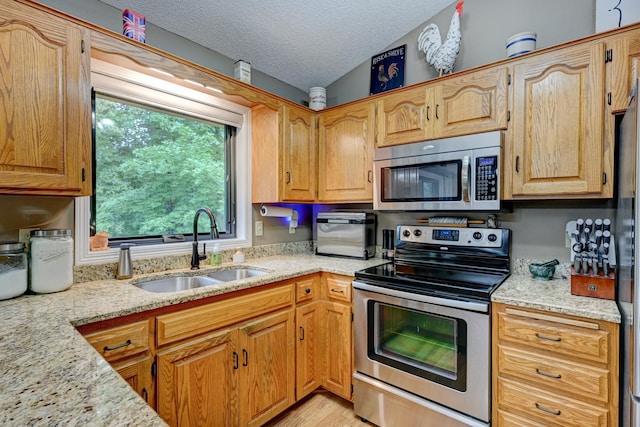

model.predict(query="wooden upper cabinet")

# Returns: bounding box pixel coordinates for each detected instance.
[282,105,316,201]
[0,0,90,195]
[605,30,640,113]
[317,101,375,202]
[376,66,508,147]
[252,104,316,203]
[433,66,509,138]
[505,42,608,199]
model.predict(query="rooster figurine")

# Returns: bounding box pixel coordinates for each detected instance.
[418,0,464,77]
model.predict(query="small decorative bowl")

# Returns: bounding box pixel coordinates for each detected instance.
[528,259,559,280]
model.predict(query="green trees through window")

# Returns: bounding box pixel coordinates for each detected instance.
[94,95,230,239]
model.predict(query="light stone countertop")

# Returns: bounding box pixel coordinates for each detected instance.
[0,254,383,426]
[492,273,621,323]
[0,254,621,425]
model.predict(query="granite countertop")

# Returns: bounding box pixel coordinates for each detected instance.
[0,254,383,426]
[0,254,621,425]
[492,273,621,323]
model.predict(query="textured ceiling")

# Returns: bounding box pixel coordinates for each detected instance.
[96,0,455,91]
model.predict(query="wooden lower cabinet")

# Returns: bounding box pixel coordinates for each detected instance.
[296,301,321,400]
[492,303,619,426]
[322,301,352,400]
[113,354,155,408]
[156,328,238,426]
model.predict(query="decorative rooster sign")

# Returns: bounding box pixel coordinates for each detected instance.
[418,0,464,77]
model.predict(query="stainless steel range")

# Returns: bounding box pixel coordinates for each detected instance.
[353,224,511,427]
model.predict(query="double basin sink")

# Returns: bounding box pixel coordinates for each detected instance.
[135,268,268,293]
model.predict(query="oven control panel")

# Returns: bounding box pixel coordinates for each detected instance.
[398,225,505,248]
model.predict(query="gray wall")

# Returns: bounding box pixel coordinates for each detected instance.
[37,0,308,105]
[327,0,595,106]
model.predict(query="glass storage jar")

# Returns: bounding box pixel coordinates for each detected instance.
[29,229,74,294]
[0,242,28,300]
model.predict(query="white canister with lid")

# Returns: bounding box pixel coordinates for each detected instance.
[29,229,74,293]
[0,242,28,300]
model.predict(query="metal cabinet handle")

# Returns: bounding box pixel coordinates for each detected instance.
[515,155,520,173]
[367,170,373,183]
[299,326,305,341]
[535,333,561,342]
[142,387,148,402]
[435,104,440,119]
[242,349,248,366]
[536,368,562,379]
[233,351,239,369]
[286,171,291,184]
[330,288,344,294]
[461,156,470,202]
[305,288,311,294]
[103,339,131,352]
[426,105,430,121]
[535,402,561,416]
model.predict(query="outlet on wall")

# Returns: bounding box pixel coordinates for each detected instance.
[255,221,263,237]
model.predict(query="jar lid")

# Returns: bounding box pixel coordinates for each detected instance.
[0,241,25,253]
[30,229,71,237]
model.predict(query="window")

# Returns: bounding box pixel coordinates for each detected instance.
[93,94,234,241]
[75,59,251,265]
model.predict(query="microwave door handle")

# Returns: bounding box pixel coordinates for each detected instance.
[462,155,470,202]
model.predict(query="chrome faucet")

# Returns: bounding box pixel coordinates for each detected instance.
[191,207,220,270]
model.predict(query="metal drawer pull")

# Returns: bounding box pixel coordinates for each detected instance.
[330,288,344,294]
[233,351,239,369]
[300,326,305,341]
[535,333,561,342]
[536,368,562,379]
[305,288,311,294]
[535,402,561,416]
[242,349,248,366]
[142,388,148,402]
[103,339,131,351]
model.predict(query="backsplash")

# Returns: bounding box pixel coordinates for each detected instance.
[74,241,313,283]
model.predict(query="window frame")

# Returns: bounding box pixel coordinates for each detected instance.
[75,60,252,266]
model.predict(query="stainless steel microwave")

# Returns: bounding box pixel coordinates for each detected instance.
[374,131,503,211]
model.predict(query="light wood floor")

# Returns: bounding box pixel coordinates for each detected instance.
[263,391,374,427]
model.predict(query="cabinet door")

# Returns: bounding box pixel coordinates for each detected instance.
[282,105,316,201]
[606,32,640,113]
[322,301,352,400]
[239,309,295,427]
[156,328,238,427]
[112,354,155,409]
[434,66,509,138]
[317,102,375,202]
[507,43,606,198]
[296,301,321,401]
[376,86,429,147]
[0,1,90,195]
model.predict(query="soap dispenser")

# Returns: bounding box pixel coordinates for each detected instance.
[116,243,134,279]
[232,250,245,263]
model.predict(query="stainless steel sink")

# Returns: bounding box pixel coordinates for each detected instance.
[206,268,268,282]
[135,275,221,293]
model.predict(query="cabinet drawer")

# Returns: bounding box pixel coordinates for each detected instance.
[498,345,609,403]
[84,320,149,362]
[295,275,319,303]
[497,409,544,427]
[324,274,352,302]
[497,309,609,363]
[156,284,293,346]
[497,377,608,427]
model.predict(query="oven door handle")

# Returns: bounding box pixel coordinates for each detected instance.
[461,155,470,202]
[352,281,490,313]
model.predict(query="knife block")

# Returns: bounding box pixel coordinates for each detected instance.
[570,267,615,300]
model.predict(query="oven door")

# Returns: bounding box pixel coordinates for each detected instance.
[353,281,491,423]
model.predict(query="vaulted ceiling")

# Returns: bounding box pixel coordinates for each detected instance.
[96,0,455,91]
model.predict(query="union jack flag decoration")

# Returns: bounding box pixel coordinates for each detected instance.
[123,9,146,43]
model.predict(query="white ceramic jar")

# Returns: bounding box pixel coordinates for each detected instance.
[0,242,28,300]
[29,229,74,294]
